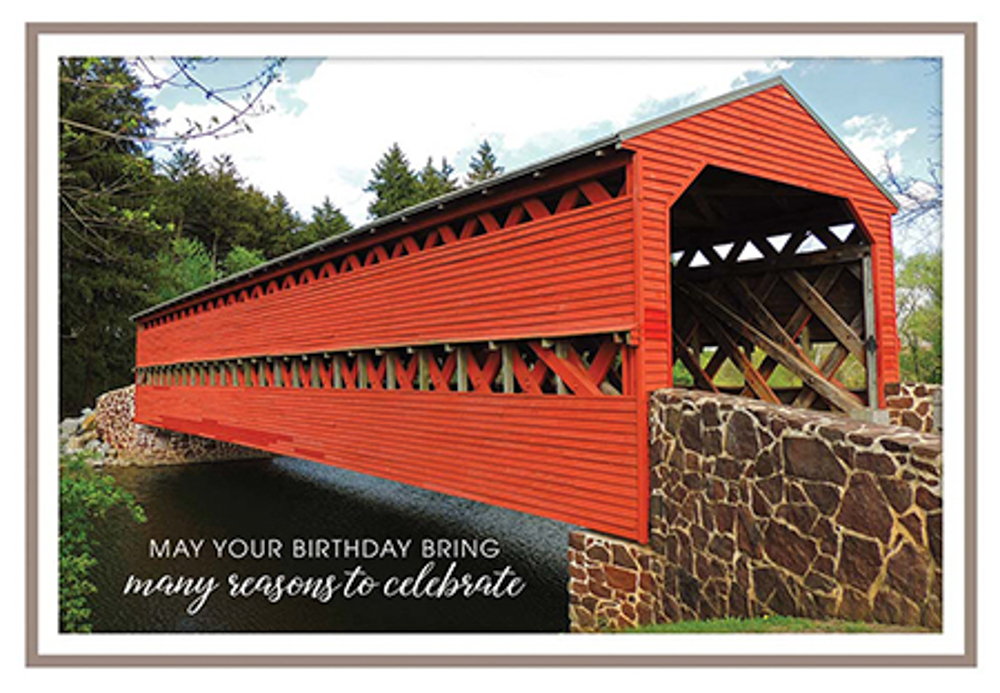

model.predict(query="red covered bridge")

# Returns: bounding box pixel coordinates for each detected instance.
[132,77,899,543]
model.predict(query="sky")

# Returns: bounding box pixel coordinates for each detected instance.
[141,56,942,250]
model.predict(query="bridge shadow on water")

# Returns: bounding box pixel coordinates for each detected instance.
[89,457,572,633]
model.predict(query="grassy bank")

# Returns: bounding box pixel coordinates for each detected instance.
[627,615,928,634]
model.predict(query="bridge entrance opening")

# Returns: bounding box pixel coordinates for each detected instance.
[669,165,878,413]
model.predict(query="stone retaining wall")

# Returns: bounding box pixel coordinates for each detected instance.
[89,385,266,466]
[886,382,941,433]
[569,389,942,632]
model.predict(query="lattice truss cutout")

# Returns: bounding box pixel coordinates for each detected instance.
[141,168,626,330]
[671,243,872,413]
[138,334,629,397]
[670,220,865,275]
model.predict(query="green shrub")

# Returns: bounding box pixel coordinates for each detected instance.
[59,452,146,632]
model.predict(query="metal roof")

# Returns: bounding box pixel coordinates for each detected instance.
[132,76,896,321]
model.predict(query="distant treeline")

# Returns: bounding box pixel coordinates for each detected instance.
[59,57,504,415]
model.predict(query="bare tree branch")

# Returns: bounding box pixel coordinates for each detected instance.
[59,57,285,146]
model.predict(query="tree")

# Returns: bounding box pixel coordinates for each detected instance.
[257,190,308,257]
[895,250,942,383]
[417,157,459,199]
[220,245,268,277]
[59,57,165,415]
[879,79,943,384]
[153,237,217,303]
[465,139,504,185]
[365,143,422,218]
[884,156,942,256]
[59,57,286,415]
[302,196,353,244]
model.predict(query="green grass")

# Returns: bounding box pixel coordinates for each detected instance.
[673,345,867,391]
[627,615,925,634]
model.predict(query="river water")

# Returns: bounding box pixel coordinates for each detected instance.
[89,457,572,633]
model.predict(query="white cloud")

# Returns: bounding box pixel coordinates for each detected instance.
[841,113,917,178]
[151,57,793,225]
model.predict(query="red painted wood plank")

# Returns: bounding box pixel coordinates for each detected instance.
[135,385,644,539]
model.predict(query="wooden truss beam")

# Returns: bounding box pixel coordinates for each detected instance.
[782,270,866,361]
[677,281,862,414]
[677,287,779,404]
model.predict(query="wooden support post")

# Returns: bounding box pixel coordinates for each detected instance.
[800,325,812,359]
[861,253,879,408]
[555,341,568,395]
[418,350,430,391]
[386,351,396,390]
[456,346,468,392]
[358,353,368,389]
[333,354,343,389]
[672,328,718,392]
[501,343,515,393]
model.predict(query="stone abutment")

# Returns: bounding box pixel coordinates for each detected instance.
[569,388,942,632]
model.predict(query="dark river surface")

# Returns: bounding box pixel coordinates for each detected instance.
[89,457,572,633]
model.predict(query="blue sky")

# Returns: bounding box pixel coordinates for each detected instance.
[144,57,942,249]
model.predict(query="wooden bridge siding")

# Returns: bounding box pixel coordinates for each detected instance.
[134,385,645,539]
[136,198,637,367]
[623,83,900,403]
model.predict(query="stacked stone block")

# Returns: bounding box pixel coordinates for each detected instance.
[93,385,267,466]
[568,531,664,632]
[569,389,942,632]
[886,382,941,433]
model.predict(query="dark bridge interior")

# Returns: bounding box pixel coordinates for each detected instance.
[669,166,876,410]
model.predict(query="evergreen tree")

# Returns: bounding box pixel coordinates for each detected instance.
[220,245,268,277]
[59,57,165,414]
[465,139,504,185]
[417,157,459,199]
[364,143,422,218]
[152,237,217,302]
[302,196,353,244]
[258,190,307,257]
[162,148,203,182]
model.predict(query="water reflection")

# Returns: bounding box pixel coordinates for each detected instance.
[89,457,571,633]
